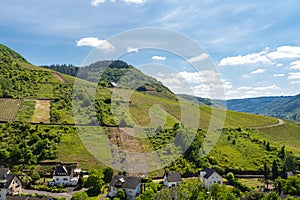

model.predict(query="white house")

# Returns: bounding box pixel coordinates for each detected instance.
[163,172,182,187]
[0,168,22,200]
[108,175,142,200]
[200,168,222,189]
[48,166,79,187]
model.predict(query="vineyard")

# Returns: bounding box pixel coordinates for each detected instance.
[0,98,22,121]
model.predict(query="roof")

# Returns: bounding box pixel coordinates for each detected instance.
[202,168,217,179]
[0,167,10,179]
[165,172,182,182]
[110,175,142,190]
[54,166,73,177]
[110,82,118,87]
[0,174,20,189]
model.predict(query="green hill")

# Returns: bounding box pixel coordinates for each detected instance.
[41,60,176,100]
[0,44,299,176]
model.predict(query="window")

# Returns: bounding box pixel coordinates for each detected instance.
[63,178,68,181]
[129,191,132,193]
[56,178,59,181]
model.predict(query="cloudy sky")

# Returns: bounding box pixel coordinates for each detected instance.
[1,0,300,99]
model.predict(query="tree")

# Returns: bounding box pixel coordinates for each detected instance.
[272,160,279,180]
[84,170,104,196]
[226,172,235,181]
[284,153,297,172]
[156,187,171,200]
[245,190,264,200]
[103,167,114,183]
[71,192,88,200]
[278,145,285,159]
[262,191,280,200]
[274,177,286,195]
[281,165,287,179]
[285,175,300,195]
[116,189,126,200]
[266,142,271,151]
[264,162,269,180]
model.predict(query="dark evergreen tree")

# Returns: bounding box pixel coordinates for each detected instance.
[272,160,279,180]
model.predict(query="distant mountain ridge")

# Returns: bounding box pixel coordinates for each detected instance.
[225,94,300,122]
[178,92,300,122]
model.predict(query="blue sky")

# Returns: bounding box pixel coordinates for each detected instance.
[1,0,300,99]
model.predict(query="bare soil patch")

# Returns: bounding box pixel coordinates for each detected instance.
[32,100,50,123]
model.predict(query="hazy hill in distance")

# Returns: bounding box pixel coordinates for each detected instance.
[224,94,300,122]
[177,93,225,108]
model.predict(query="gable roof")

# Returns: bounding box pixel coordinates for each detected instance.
[110,175,142,190]
[0,174,21,189]
[203,168,217,179]
[165,172,182,182]
[54,166,73,177]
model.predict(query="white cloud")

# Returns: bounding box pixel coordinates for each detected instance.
[245,90,258,95]
[267,46,300,59]
[242,74,250,78]
[91,0,145,6]
[253,84,280,91]
[238,86,252,90]
[179,70,221,84]
[250,68,266,74]
[152,55,166,60]
[77,37,114,50]
[273,74,285,77]
[91,0,105,6]
[288,72,300,80]
[127,47,139,53]
[291,80,300,84]
[124,0,146,3]
[219,46,300,67]
[187,53,209,63]
[219,51,271,66]
[238,85,280,92]
[290,60,300,70]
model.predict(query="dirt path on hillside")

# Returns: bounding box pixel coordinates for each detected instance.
[53,72,66,84]
[254,119,285,129]
[31,100,50,123]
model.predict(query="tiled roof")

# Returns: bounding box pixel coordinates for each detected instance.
[0,174,16,189]
[54,166,73,177]
[110,175,142,190]
[203,168,216,179]
[165,172,182,182]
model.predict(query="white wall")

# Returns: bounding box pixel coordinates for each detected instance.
[0,188,7,200]
[53,176,70,186]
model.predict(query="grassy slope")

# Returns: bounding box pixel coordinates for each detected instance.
[210,128,282,171]
[256,122,300,155]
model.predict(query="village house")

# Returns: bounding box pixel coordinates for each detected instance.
[0,168,22,200]
[200,168,222,189]
[48,166,79,187]
[163,172,182,187]
[108,175,142,200]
